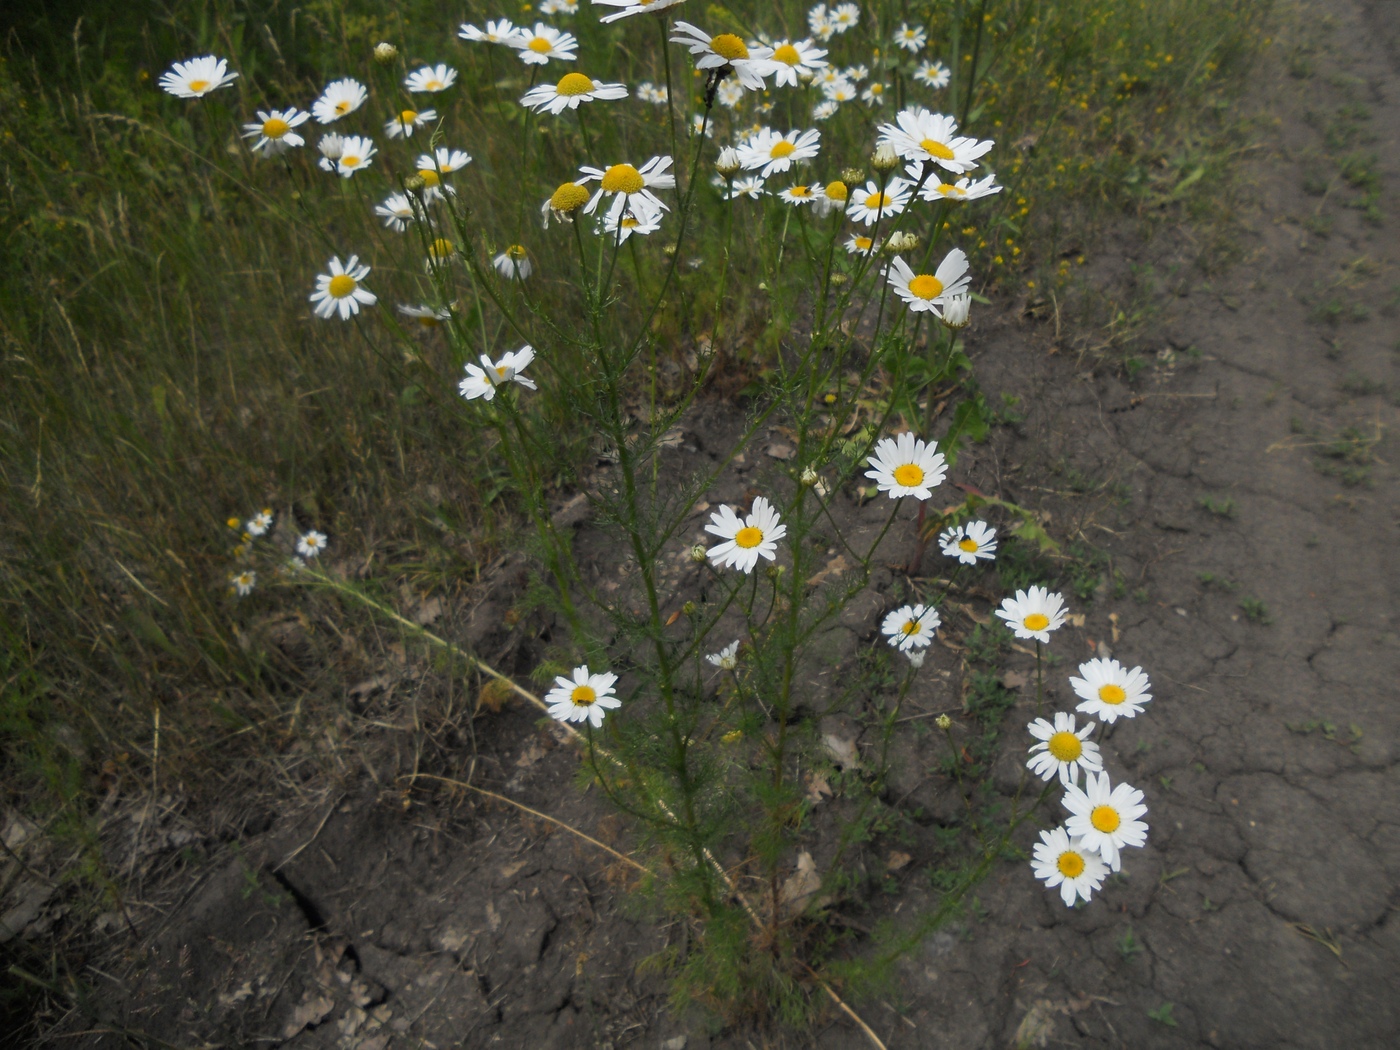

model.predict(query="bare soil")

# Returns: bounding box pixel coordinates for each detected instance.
[9,0,1399,1046]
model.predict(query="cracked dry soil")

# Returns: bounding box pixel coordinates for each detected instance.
[39,0,1398,1047]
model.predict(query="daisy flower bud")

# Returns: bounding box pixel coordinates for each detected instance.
[800,465,819,486]
[906,649,926,668]
[682,601,697,617]
[871,143,900,173]
[715,146,742,177]
[689,544,709,563]
[374,42,399,64]
[841,167,864,184]
[935,714,952,730]
[885,231,920,253]
[402,173,426,193]
[942,294,972,329]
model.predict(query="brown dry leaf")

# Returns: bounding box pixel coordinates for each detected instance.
[765,441,795,460]
[886,851,912,872]
[806,554,849,587]
[515,743,545,768]
[282,993,335,1039]
[477,677,514,713]
[1109,611,1121,643]
[1066,612,1086,628]
[413,596,444,626]
[806,773,833,803]
[822,731,861,770]
[500,859,528,880]
[779,851,822,916]
[1001,671,1029,690]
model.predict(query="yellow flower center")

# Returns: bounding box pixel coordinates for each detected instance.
[852,236,874,251]
[824,180,848,201]
[769,140,796,159]
[495,365,510,379]
[1047,731,1082,762]
[335,100,352,114]
[958,537,979,552]
[937,183,966,196]
[188,79,210,93]
[528,36,553,53]
[429,237,454,259]
[901,619,921,636]
[400,109,418,124]
[734,526,764,549]
[1099,684,1127,705]
[417,315,441,327]
[263,117,290,138]
[893,463,924,487]
[1023,613,1050,631]
[601,163,645,194]
[774,43,801,65]
[788,185,813,197]
[920,138,956,160]
[507,244,527,260]
[863,191,890,209]
[551,181,591,211]
[907,274,944,300]
[869,84,884,94]
[621,216,641,228]
[710,33,749,61]
[341,154,361,167]
[418,168,441,186]
[1057,851,1086,878]
[327,274,357,298]
[571,685,596,706]
[1091,805,1121,833]
[556,72,594,96]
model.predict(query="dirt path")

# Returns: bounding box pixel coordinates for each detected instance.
[42,1,1398,1047]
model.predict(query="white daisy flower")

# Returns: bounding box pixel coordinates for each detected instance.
[777,184,819,206]
[715,78,746,108]
[374,193,417,232]
[541,181,592,226]
[1070,659,1152,723]
[312,78,368,124]
[458,19,524,45]
[865,433,947,500]
[577,156,674,221]
[459,347,538,401]
[807,5,835,42]
[704,496,787,573]
[995,586,1068,643]
[914,171,1003,203]
[1027,712,1103,787]
[492,245,533,280]
[887,249,972,317]
[334,135,376,178]
[241,108,309,156]
[942,294,972,329]
[540,0,580,14]
[592,0,687,23]
[938,520,997,564]
[425,237,457,269]
[1031,827,1109,906]
[881,603,940,652]
[688,112,713,138]
[821,78,857,103]
[509,23,578,65]
[906,649,927,668]
[814,179,848,216]
[706,640,741,670]
[842,63,868,82]
[636,82,669,104]
[404,64,457,94]
[877,107,994,173]
[601,202,663,242]
[230,570,256,596]
[766,38,828,87]
[384,107,436,139]
[828,3,860,33]
[845,178,913,225]
[812,100,839,121]
[670,22,780,93]
[414,148,471,201]
[545,665,621,728]
[844,233,880,254]
[246,509,273,536]
[1063,772,1149,871]
[310,255,376,320]
[893,23,927,52]
[736,127,821,178]
[398,303,452,326]
[316,133,344,172]
[522,73,629,114]
[861,82,889,105]
[724,175,767,200]
[297,531,328,558]
[914,60,951,89]
[158,55,238,98]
